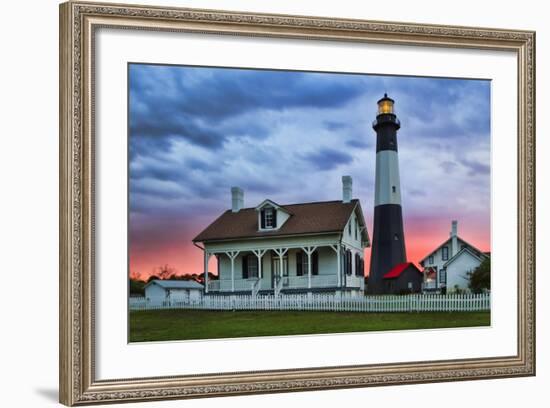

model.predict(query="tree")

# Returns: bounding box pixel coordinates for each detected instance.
[467,258,491,293]
[160,264,177,279]
[129,279,146,295]
[129,270,144,282]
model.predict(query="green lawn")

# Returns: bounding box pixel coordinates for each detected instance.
[129,310,490,342]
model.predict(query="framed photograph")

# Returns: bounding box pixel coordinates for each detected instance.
[59,1,535,405]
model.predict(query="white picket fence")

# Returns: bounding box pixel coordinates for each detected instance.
[129,293,490,313]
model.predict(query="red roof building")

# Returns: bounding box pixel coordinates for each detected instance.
[380,262,423,294]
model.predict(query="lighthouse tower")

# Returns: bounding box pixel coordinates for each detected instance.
[368,94,407,294]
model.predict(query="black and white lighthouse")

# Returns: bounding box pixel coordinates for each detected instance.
[368,94,407,294]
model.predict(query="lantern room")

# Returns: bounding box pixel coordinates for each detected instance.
[377,93,395,115]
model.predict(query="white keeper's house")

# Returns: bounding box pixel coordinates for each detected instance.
[193,176,369,296]
[419,220,489,293]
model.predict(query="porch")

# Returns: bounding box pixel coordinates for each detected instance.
[202,240,365,295]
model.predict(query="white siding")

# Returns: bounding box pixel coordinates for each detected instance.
[318,247,337,275]
[341,208,365,277]
[446,251,483,292]
[144,283,167,303]
[341,209,363,250]
[276,208,291,227]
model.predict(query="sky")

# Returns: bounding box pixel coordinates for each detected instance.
[128,63,491,280]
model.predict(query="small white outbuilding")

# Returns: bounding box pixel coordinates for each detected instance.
[144,280,203,305]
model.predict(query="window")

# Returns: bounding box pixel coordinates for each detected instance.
[264,208,274,228]
[295,250,317,276]
[392,186,396,193]
[439,268,447,284]
[348,221,351,235]
[428,255,434,264]
[354,221,358,240]
[242,255,258,279]
[301,253,309,275]
[442,246,449,261]
[355,253,363,276]
[247,255,258,278]
[345,250,352,275]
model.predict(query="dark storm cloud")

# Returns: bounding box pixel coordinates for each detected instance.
[127,64,491,246]
[303,148,354,170]
[129,64,366,150]
[130,65,365,117]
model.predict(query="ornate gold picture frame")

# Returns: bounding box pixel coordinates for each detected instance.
[59,1,535,405]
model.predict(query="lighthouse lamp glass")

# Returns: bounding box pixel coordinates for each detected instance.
[378,100,394,114]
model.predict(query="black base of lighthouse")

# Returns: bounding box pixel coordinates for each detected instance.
[368,204,407,294]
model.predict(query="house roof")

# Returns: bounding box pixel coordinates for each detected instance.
[442,247,486,268]
[383,262,422,279]
[193,199,369,244]
[144,280,204,290]
[419,236,486,264]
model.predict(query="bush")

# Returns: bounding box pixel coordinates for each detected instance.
[467,258,490,294]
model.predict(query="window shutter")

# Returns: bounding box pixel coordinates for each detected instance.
[344,251,348,275]
[296,251,302,276]
[260,210,266,229]
[272,209,277,228]
[347,250,352,275]
[242,255,248,279]
[312,251,319,275]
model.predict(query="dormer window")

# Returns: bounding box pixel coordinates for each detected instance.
[260,206,277,229]
[264,208,274,228]
[256,199,288,231]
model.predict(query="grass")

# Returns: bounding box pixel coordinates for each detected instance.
[129,310,490,342]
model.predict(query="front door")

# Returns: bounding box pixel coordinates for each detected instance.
[271,256,288,288]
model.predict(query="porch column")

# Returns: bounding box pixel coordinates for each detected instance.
[273,248,288,291]
[301,246,317,289]
[252,249,267,280]
[225,251,239,292]
[204,251,211,293]
[330,244,341,287]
